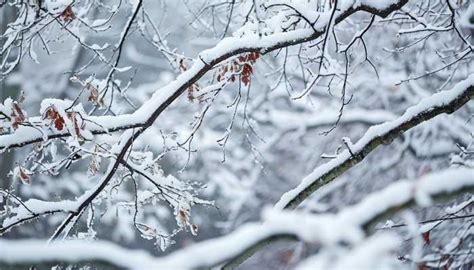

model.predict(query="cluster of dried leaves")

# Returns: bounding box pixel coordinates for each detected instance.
[14,166,31,185]
[179,52,260,103]
[42,106,84,141]
[216,52,260,86]
[177,208,199,236]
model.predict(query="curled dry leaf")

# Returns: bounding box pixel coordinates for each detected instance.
[241,63,253,86]
[66,111,83,141]
[11,102,26,130]
[422,231,431,245]
[86,82,104,108]
[60,6,75,22]
[187,83,200,102]
[14,166,30,184]
[190,224,198,236]
[177,209,188,227]
[43,106,65,131]
[54,117,65,131]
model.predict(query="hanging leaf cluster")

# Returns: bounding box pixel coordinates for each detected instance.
[216,52,260,86]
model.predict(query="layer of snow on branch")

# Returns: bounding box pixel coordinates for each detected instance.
[2,199,77,232]
[296,233,403,270]
[0,240,158,269]
[1,168,472,269]
[352,0,401,10]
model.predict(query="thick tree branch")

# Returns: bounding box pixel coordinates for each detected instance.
[276,75,474,210]
[221,168,474,269]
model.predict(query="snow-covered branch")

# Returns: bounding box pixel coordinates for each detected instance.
[276,74,474,210]
[1,168,472,269]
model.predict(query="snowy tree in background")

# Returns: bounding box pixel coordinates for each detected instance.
[0,0,473,269]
